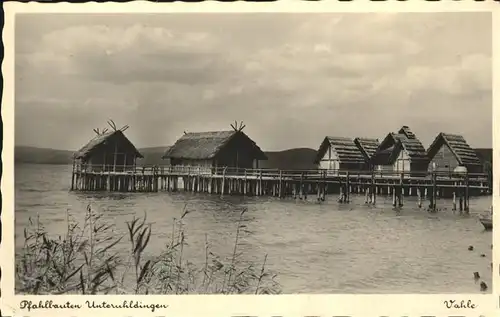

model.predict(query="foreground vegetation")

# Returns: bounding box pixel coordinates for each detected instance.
[16,204,280,295]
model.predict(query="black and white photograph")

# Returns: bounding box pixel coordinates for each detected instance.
[11,9,493,297]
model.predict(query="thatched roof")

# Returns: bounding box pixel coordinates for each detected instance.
[391,133,428,161]
[372,129,428,165]
[314,136,366,164]
[74,130,143,160]
[162,130,267,160]
[398,126,416,139]
[354,137,380,161]
[427,133,482,167]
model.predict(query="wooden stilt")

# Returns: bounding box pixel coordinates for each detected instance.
[279,170,283,198]
[221,168,226,197]
[465,174,470,213]
[71,159,76,190]
[338,182,344,203]
[417,186,422,208]
[430,172,437,212]
[371,171,376,205]
[399,173,404,207]
[345,172,350,203]
[452,181,457,212]
[392,186,397,207]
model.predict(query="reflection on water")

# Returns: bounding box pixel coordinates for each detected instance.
[15,164,492,293]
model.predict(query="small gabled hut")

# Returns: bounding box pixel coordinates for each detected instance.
[74,122,143,173]
[427,133,483,174]
[162,122,267,174]
[371,126,429,174]
[314,136,367,173]
[354,137,380,169]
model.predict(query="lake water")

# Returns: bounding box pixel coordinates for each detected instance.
[15,164,492,293]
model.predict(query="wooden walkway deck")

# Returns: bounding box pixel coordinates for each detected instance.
[70,164,491,213]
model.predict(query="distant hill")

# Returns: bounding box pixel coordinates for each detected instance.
[15,146,74,165]
[474,148,492,165]
[138,146,170,166]
[13,145,318,169]
[14,146,172,166]
[260,148,318,170]
[14,146,493,171]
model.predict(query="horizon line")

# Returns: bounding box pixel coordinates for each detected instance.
[14,144,493,154]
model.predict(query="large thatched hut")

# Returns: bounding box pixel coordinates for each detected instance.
[74,129,143,172]
[162,128,267,174]
[426,132,483,174]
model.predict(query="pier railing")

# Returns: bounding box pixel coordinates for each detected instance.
[71,163,491,205]
[73,163,489,181]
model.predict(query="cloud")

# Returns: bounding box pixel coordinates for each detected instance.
[15,13,492,150]
[17,23,228,85]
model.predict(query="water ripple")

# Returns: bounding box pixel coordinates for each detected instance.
[14,164,493,294]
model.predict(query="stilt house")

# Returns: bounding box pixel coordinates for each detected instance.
[426,133,483,174]
[314,136,368,174]
[354,137,380,170]
[162,123,267,175]
[371,126,429,175]
[74,124,143,173]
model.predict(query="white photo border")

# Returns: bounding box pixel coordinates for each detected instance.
[2,1,499,317]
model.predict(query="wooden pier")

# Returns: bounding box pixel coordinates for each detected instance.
[71,163,491,213]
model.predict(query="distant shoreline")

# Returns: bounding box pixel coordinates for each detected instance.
[14,146,493,169]
[14,146,321,170]
[15,162,72,166]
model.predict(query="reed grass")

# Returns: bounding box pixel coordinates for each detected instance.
[16,204,281,295]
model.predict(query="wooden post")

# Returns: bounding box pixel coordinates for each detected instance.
[197,168,201,193]
[356,173,360,194]
[299,172,304,199]
[71,158,76,190]
[279,170,283,198]
[392,185,397,207]
[459,181,464,212]
[303,172,308,200]
[399,173,404,207]
[345,172,350,203]
[431,172,437,212]
[155,167,159,192]
[338,181,343,203]
[364,180,369,204]
[243,170,247,196]
[452,182,457,212]
[322,170,327,201]
[465,174,470,213]
[417,186,422,208]
[259,170,263,196]
[372,170,376,205]
[317,180,321,202]
[221,167,226,197]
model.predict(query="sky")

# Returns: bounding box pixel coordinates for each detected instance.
[15,12,492,151]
